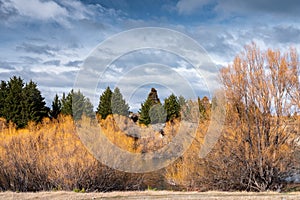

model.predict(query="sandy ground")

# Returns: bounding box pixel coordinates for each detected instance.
[1,191,300,200]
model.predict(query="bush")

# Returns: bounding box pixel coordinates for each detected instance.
[0,116,145,192]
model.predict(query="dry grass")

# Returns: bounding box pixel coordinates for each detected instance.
[1,191,300,200]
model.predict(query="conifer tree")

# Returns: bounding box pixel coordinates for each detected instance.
[0,77,48,128]
[178,95,186,107]
[139,98,151,125]
[50,94,61,119]
[139,88,164,125]
[61,91,73,116]
[0,81,8,118]
[3,76,24,127]
[178,95,189,120]
[71,90,93,120]
[149,104,166,124]
[97,86,112,119]
[111,87,129,116]
[61,90,94,120]
[22,80,49,124]
[164,94,180,121]
[83,98,94,119]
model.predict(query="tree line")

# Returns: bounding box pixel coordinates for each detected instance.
[0,42,298,192]
[0,77,210,128]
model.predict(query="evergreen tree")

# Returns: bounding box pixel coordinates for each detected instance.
[0,77,48,128]
[139,88,164,125]
[72,90,94,120]
[178,95,186,107]
[164,94,180,121]
[4,76,25,127]
[138,98,151,125]
[83,98,94,119]
[178,95,190,120]
[111,87,129,116]
[61,91,72,116]
[149,104,167,124]
[61,90,94,120]
[97,86,112,119]
[0,81,8,118]
[22,80,49,124]
[50,94,61,119]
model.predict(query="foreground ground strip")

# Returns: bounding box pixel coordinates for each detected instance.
[1,191,300,200]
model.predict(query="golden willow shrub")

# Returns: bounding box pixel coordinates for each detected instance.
[0,116,144,192]
[205,43,300,191]
[166,43,300,192]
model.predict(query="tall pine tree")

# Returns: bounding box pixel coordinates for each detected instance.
[0,81,8,118]
[22,80,49,124]
[138,98,152,125]
[3,76,24,127]
[149,104,166,124]
[50,94,61,119]
[164,94,180,121]
[72,90,94,120]
[61,90,94,120]
[0,77,48,128]
[61,91,72,116]
[111,87,129,116]
[97,86,112,119]
[139,88,164,125]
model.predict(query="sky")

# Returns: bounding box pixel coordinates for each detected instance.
[1,0,300,111]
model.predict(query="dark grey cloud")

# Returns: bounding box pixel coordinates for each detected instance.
[16,42,60,56]
[216,0,300,19]
[0,0,18,22]
[272,25,300,44]
[237,0,300,15]
[43,60,61,66]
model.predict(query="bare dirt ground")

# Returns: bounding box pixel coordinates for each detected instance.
[1,191,300,200]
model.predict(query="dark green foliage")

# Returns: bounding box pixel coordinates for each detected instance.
[138,98,151,125]
[164,94,180,121]
[50,94,61,119]
[22,81,49,124]
[111,87,129,116]
[0,76,49,128]
[61,92,72,116]
[83,98,95,119]
[178,95,186,107]
[3,76,24,127]
[72,90,94,120]
[61,90,94,120]
[149,104,167,124]
[139,88,163,125]
[0,81,8,117]
[97,86,112,119]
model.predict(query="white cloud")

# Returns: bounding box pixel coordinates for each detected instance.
[0,68,13,73]
[1,0,93,26]
[10,0,68,20]
[30,65,79,75]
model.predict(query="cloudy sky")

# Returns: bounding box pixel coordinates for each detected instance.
[1,0,300,111]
